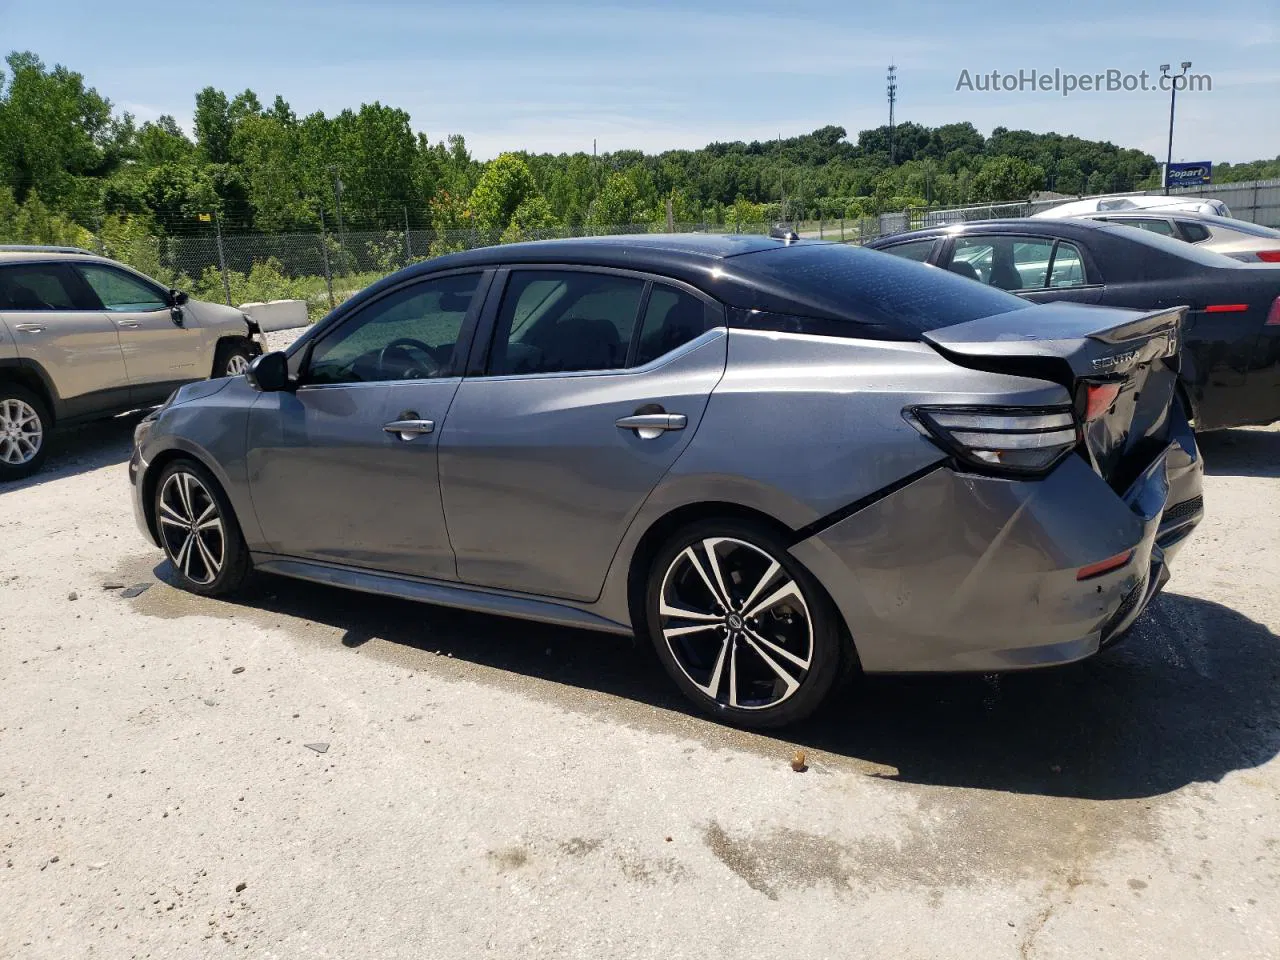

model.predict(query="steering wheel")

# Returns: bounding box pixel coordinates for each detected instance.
[377,338,448,379]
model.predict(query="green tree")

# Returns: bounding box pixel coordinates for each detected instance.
[0,51,114,211]
[469,153,538,238]
[501,194,558,242]
[589,171,645,228]
[970,156,1046,202]
[193,87,232,164]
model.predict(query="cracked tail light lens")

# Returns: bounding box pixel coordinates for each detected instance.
[910,406,1079,476]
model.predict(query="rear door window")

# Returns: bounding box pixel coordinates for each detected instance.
[1047,241,1088,287]
[950,236,1054,291]
[0,264,82,310]
[488,270,646,375]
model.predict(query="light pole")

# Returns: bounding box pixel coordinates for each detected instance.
[1160,61,1192,195]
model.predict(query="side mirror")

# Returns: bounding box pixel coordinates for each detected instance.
[168,289,189,306]
[245,351,290,391]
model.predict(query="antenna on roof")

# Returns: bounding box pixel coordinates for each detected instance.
[769,225,800,244]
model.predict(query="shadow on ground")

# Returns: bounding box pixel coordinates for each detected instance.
[2,411,141,492]
[156,561,1280,804]
[1197,426,1280,478]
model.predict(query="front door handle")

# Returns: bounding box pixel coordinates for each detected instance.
[615,413,687,438]
[13,323,45,333]
[115,319,141,329]
[383,418,435,440]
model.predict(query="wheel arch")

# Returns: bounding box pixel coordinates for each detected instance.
[139,443,240,545]
[621,500,855,669]
[211,335,261,378]
[0,359,61,426]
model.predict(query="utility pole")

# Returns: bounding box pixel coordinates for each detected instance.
[887,65,898,165]
[778,132,787,223]
[328,165,346,256]
[1160,61,1192,195]
[213,211,232,307]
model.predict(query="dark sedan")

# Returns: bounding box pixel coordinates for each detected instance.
[867,219,1280,430]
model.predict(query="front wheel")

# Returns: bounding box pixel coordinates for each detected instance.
[154,459,251,596]
[645,519,845,729]
[214,340,256,378]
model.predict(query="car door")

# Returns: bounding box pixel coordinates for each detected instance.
[0,262,129,416]
[73,262,199,402]
[944,234,1103,305]
[245,269,490,579]
[438,267,726,602]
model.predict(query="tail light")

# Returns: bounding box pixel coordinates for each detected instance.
[1083,382,1123,421]
[1267,297,1280,326]
[1256,251,1280,263]
[908,406,1078,476]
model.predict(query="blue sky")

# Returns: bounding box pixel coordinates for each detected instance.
[2,0,1278,162]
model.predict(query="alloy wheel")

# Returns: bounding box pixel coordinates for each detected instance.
[658,537,814,710]
[158,471,225,585]
[224,353,251,376]
[0,398,43,466]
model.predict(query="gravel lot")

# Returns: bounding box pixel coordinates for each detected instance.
[2,344,1278,959]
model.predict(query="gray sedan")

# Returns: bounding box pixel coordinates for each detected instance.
[128,235,1203,728]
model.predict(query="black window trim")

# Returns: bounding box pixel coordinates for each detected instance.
[294,267,494,389]
[468,263,723,381]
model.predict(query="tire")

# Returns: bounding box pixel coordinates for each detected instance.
[644,518,845,729]
[213,339,255,379]
[0,383,52,482]
[153,458,251,596]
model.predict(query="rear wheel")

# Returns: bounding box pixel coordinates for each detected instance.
[645,518,845,729]
[153,459,251,596]
[0,384,51,482]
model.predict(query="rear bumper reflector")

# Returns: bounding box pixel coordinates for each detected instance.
[1076,549,1134,581]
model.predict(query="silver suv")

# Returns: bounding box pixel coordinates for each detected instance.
[0,246,262,480]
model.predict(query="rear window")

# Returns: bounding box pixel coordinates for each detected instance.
[730,242,1026,335]
[1093,222,1246,268]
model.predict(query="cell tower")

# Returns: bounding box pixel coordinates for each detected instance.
[887,65,898,164]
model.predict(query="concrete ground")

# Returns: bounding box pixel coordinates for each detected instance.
[1,407,1278,959]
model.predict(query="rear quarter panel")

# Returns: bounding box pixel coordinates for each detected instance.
[590,329,1071,623]
[0,318,16,361]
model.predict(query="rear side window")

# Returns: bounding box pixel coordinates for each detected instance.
[1179,223,1211,243]
[0,264,80,310]
[489,270,646,375]
[731,242,1025,336]
[635,285,709,366]
[879,239,935,263]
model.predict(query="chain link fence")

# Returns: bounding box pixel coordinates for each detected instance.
[78,177,1280,324]
[89,219,880,321]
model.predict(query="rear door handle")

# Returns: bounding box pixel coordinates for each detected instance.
[383,418,435,440]
[13,323,45,333]
[115,319,141,329]
[615,413,687,436]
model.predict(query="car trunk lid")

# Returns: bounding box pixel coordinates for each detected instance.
[922,302,1185,490]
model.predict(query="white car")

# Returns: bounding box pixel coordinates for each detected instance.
[1062,212,1280,263]
[1032,194,1232,219]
